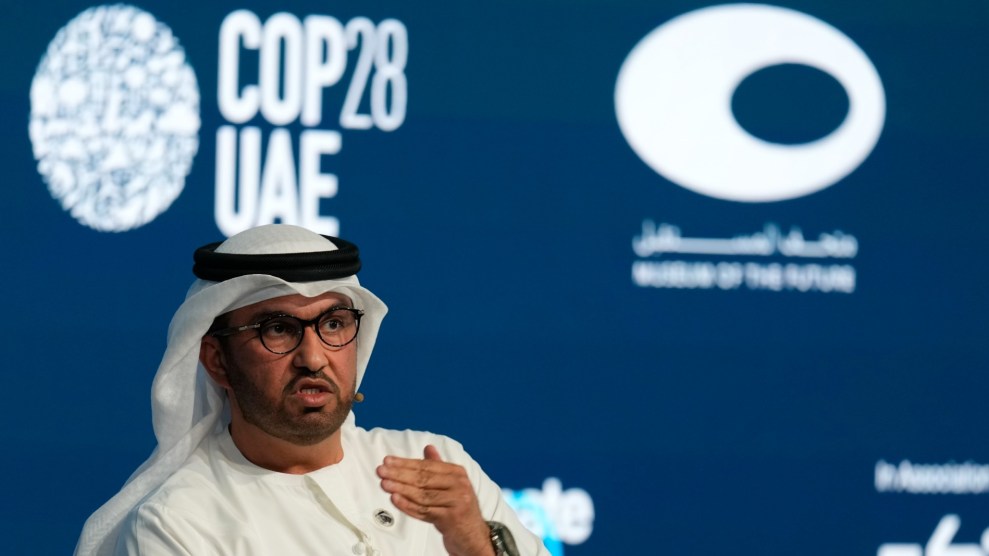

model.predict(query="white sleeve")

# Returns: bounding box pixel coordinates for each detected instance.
[436,436,552,556]
[114,504,211,556]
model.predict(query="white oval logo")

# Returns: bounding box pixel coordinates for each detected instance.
[614,4,885,202]
[29,5,201,232]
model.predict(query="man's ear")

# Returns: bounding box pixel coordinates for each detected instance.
[200,336,231,389]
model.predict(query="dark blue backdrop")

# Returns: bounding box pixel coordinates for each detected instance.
[2,1,988,554]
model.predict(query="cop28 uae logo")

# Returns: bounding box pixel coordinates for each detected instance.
[615,4,885,202]
[29,5,200,232]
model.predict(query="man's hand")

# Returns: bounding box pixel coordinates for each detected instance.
[377,445,494,556]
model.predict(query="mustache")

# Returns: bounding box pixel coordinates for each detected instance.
[283,371,338,394]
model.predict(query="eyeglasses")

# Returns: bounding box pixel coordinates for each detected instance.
[209,307,364,354]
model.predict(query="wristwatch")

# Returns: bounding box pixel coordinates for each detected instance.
[486,521,520,556]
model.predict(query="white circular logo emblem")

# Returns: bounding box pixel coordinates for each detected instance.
[615,4,885,202]
[29,5,201,232]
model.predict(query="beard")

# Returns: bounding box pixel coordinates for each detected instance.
[226,365,354,446]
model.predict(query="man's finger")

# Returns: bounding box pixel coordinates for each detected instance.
[378,462,458,488]
[381,455,446,470]
[380,478,461,509]
[423,444,443,462]
[389,492,433,521]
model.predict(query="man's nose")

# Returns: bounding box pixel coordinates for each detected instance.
[291,326,329,373]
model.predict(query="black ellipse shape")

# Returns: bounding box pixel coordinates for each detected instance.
[731,63,850,145]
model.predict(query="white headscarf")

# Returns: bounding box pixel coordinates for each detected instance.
[75,225,388,556]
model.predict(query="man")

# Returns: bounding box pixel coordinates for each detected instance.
[75,224,547,556]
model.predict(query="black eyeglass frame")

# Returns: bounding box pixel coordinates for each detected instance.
[209,306,365,354]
